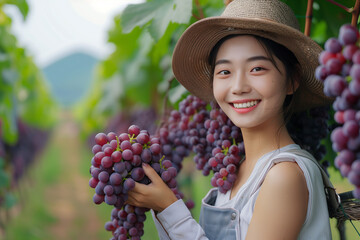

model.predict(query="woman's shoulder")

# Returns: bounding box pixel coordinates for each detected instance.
[263,144,321,198]
[264,161,308,195]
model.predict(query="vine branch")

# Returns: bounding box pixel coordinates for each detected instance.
[352,0,360,26]
[326,0,360,27]
[304,0,314,37]
[194,0,205,19]
[192,13,201,21]
[224,0,233,6]
[326,0,353,13]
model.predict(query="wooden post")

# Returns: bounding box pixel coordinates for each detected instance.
[304,0,314,37]
[224,0,233,6]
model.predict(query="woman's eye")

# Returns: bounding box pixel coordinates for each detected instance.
[218,70,230,75]
[251,67,264,72]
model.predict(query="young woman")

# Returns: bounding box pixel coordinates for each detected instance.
[126,0,334,239]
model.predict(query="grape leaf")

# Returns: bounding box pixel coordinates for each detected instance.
[169,84,188,104]
[6,0,29,20]
[121,0,192,40]
[0,108,18,144]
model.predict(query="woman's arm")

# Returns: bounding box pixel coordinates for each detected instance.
[245,161,308,240]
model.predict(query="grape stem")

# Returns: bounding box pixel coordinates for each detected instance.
[115,136,122,152]
[221,146,229,156]
[304,0,314,37]
[129,134,136,144]
[159,155,166,168]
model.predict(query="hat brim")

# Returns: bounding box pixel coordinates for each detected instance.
[172,17,334,112]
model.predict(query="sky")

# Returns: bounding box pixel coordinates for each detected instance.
[4,0,143,68]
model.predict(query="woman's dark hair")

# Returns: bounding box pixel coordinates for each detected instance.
[208,34,300,123]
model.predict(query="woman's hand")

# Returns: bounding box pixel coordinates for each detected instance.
[126,163,178,212]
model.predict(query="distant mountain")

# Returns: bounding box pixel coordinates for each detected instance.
[42,52,99,107]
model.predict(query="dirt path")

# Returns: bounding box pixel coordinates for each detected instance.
[45,111,103,240]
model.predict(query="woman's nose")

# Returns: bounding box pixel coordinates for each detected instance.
[231,72,251,94]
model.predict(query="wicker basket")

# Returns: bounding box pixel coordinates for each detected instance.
[332,191,360,221]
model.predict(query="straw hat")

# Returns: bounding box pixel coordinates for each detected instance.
[172,0,333,112]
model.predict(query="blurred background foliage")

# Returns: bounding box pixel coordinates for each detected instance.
[74,0,356,139]
[0,0,58,216]
[1,0,360,239]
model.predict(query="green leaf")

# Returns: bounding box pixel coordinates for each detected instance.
[4,192,17,209]
[123,31,154,86]
[0,169,9,188]
[169,84,188,104]
[0,93,18,144]
[311,20,327,44]
[96,74,123,114]
[151,22,179,64]
[121,0,192,40]
[6,0,29,20]
[2,68,18,84]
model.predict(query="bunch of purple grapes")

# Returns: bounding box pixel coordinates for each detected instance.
[203,106,245,193]
[89,125,180,239]
[315,23,360,198]
[158,95,209,172]
[159,95,245,194]
[106,204,147,240]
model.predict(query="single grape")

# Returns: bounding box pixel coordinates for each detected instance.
[339,24,358,45]
[104,185,114,196]
[95,133,108,146]
[122,149,133,161]
[131,167,145,181]
[98,171,110,183]
[93,194,104,204]
[123,178,135,192]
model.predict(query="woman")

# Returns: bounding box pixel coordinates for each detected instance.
[126,0,333,239]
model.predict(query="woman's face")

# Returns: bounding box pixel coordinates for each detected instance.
[213,35,292,130]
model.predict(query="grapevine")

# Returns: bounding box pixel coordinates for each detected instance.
[0,0,58,229]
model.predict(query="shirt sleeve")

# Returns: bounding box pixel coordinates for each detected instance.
[151,209,171,240]
[153,199,209,240]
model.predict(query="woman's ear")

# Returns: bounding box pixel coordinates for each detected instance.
[287,76,300,95]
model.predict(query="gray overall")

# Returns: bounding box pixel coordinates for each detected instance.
[199,189,240,240]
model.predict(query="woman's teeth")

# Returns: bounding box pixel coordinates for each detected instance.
[233,100,259,109]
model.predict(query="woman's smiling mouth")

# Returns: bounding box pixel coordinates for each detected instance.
[232,100,260,109]
[231,100,261,113]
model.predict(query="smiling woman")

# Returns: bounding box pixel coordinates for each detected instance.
[124,0,335,239]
